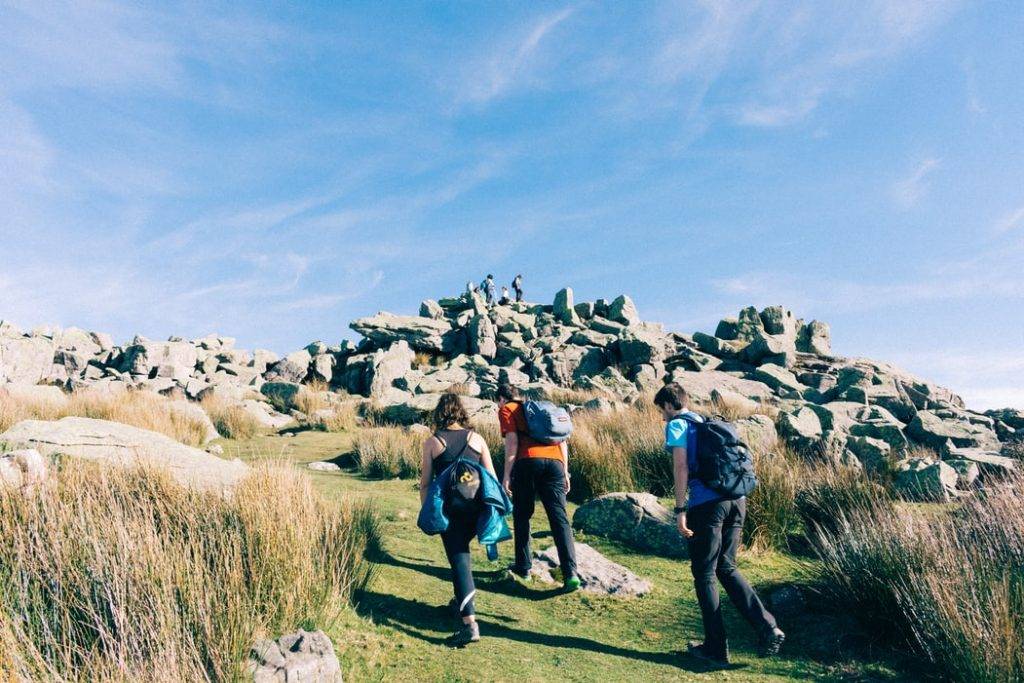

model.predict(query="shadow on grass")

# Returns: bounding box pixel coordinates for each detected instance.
[355,590,747,674]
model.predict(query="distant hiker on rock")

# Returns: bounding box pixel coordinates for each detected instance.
[654,382,785,667]
[499,286,511,306]
[497,384,580,591]
[480,275,497,306]
[418,393,507,647]
[512,274,523,302]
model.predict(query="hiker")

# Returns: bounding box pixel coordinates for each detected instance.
[512,274,523,302]
[496,384,580,590]
[653,382,785,666]
[499,286,511,306]
[418,393,504,647]
[480,274,497,306]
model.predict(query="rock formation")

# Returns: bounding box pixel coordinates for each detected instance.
[2,288,1020,483]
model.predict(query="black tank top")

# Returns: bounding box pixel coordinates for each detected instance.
[432,429,482,478]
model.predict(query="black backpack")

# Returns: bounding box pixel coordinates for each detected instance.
[438,431,482,516]
[680,414,757,499]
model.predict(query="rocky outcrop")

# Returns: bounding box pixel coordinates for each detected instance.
[573,492,687,558]
[530,543,652,596]
[0,417,247,492]
[0,448,48,490]
[2,290,1016,480]
[247,630,343,683]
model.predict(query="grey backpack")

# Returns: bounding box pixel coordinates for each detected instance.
[522,400,573,444]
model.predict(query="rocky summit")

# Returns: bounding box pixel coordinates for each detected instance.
[2,286,1021,491]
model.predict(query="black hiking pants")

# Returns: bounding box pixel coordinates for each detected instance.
[687,497,776,656]
[511,457,577,579]
[441,507,479,618]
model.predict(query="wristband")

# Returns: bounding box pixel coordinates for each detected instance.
[673,506,687,514]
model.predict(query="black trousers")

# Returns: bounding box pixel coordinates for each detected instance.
[686,497,776,655]
[511,457,577,578]
[441,508,479,618]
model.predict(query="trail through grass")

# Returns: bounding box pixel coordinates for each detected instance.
[223,430,921,683]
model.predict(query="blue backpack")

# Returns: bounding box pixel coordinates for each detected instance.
[522,400,573,444]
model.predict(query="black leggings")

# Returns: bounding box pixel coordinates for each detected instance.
[441,508,479,618]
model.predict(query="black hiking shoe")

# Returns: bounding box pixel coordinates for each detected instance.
[686,641,729,666]
[446,621,480,648]
[758,627,786,658]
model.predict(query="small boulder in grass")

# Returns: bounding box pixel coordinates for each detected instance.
[247,629,343,683]
[530,543,652,597]
[0,448,48,491]
[308,461,341,473]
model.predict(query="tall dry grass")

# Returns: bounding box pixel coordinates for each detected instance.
[1,389,212,447]
[0,460,379,682]
[568,403,667,500]
[354,427,423,479]
[710,393,778,422]
[810,472,1024,682]
[200,396,267,440]
[309,402,360,433]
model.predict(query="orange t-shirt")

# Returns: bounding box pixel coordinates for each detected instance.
[498,401,564,461]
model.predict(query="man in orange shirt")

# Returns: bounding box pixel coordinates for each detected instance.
[497,384,579,590]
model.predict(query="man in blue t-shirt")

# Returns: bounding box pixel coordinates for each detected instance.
[655,382,785,667]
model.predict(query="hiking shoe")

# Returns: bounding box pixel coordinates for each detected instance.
[446,621,480,648]
[758,627,786,658]
[563,575,582,592]
[686,641,729,666]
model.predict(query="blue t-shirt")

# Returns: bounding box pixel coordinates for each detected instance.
[665,412,722,509]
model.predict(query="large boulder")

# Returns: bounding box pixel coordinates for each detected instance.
[468,314,497,359]
[553,288,580,326]
[942,445,1017,479]
[616,328,671,367]
[777,406,823,452]
[573,492,687,558]
[759,306,798,339]
[350,313,453,353]
[848,406,908,455]
[530,543,652,597]
[0,336,57,384]
[736,414,778,453]
[797,320,831,356]
[237,399,293,430]
[543,346,608,385]
[894,458,958,502]
[741,330,797,368]
[119,339,198,380]
[608,295,640,327]
[666,370,773,405]
[264,350,311,384]
[0,417,247,491]
[907,410,1000,450]
[247,629,342,683]
[751,364,804,397]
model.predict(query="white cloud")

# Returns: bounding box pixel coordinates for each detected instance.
[993,205,1024,235]
[456,7,575,105]
[892,157,941,208]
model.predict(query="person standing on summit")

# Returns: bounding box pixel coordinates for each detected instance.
[512,274,523,302]
[480,275,497,306]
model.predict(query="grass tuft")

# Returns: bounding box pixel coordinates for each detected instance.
[354,427,423,479]
[0,459,379,681]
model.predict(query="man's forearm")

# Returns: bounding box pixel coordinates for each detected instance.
[673,447,688,508]
[503,434,518,479]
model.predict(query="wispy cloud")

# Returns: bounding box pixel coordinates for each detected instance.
[455,7,575,105]
[892,157,941,208]
[993,205,1024,235]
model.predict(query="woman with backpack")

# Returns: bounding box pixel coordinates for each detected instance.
[418,393,499,647]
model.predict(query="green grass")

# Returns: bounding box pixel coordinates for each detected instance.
[222,429,922,683]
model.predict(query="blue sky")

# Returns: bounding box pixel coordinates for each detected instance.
[1,1,1023,409]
